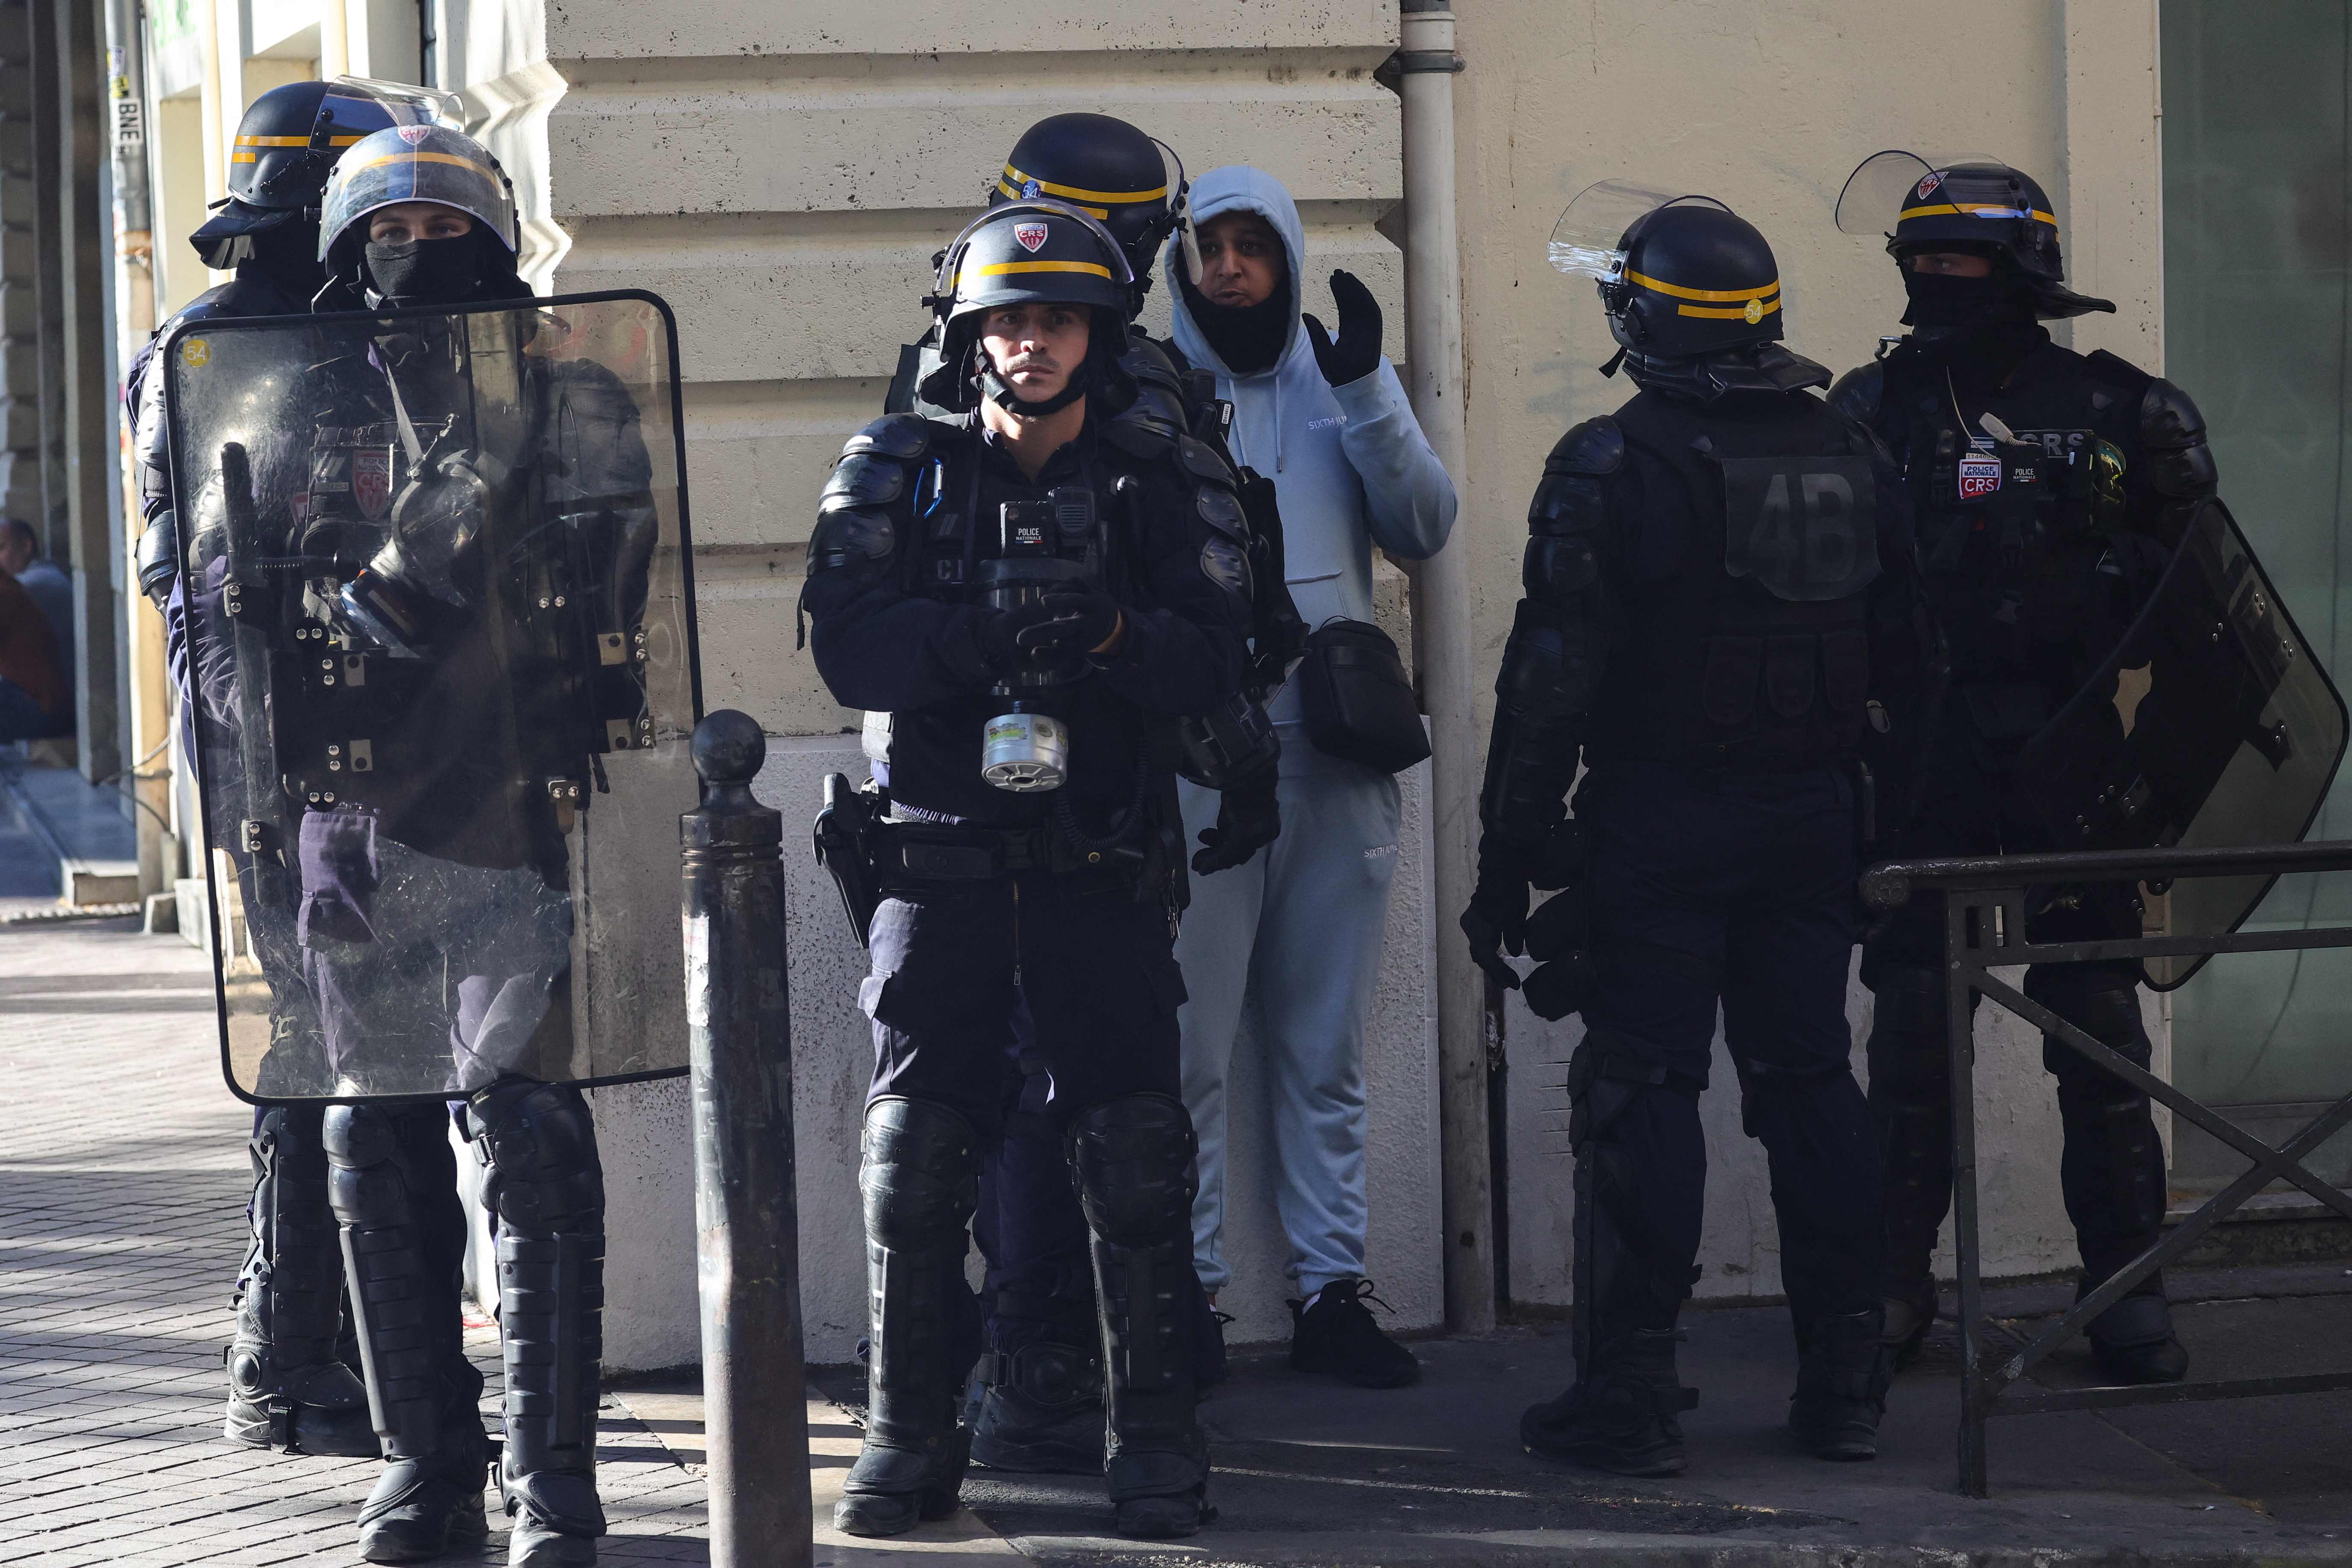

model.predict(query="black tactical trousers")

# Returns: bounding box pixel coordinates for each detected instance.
[1573,761,1882,1345]
[1862,801,2168,1310]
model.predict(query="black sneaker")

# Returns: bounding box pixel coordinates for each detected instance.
[1288,1278,1419,1389]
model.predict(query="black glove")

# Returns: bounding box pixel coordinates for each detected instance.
[1014,587,1124,658]
[1302,269,1382,388]
[1460,833,1533,992]
[1193,767,1280,874]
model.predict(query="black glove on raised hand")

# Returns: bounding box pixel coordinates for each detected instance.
[1460,834,1534,992]
[1193,766,1281,874]
[1014,587,1124,658]
[1519,888,1596,1022]
[1302,269,1382,388]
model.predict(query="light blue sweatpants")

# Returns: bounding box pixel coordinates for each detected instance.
[1177,746,1402,1298]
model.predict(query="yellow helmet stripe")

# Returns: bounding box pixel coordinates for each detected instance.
[1677,297,1784,320]
[971,260,1114,279]
[236,133,366,147]
[333,150,502,183]
[1625,267,1781,304]
[1899,201,2058,226]
[1001,163,1167,207]
[997,179,1108,219]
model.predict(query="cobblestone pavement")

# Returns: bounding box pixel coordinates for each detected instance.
[0,918,711,1566]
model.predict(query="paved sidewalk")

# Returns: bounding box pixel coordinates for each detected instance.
[0,918,708,1566]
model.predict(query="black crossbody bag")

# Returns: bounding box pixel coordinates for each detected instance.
[1296,619,1432,774]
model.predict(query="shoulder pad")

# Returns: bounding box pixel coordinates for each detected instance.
[1100,411,1173,460]
[1176,432,1238,488]
[842,412,934,463]
[2082,348,2157,400]
[1827,362,1885,426]
[1546,416,1623,476]
[2138,376,2210,449]
[1119,332,1183,386]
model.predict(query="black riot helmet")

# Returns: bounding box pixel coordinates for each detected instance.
[191,77,453,268]
[1835,151,2114,320]
[918,199,1138,415]
[990,113,1189,300]
[316,124,526,306]
[1552,184,1785,360]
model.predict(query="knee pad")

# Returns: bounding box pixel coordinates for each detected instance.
[468,1081,604,1236]
[1736,1056,1867,1142]
[323,1104,450,1228]
[1566,1034,1700,1153]
[1068,1094,1198,1251]
[861,1097,982,1251]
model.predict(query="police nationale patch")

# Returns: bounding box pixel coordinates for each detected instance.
[398,125,431,146]
[1013,221,1049,253]
[1958,450,2002,499]
[1917,170,1943,200]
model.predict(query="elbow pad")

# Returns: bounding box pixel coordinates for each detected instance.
[2139,377,2218,501]
[138,512,179,611]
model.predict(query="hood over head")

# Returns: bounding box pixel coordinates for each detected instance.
[1164,165,1308,380]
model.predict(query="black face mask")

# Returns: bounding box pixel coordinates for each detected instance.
[1178,266,1292,376]
[238,218,323,296]
[365,234,484,306]
[1900,269,2030,334]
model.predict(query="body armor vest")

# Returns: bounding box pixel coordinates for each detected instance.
[1882,342,2141,766]
[1597,390,1882,772]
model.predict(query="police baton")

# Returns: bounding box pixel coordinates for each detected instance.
[680,710,811,1566]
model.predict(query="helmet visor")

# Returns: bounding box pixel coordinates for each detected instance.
[1834,149,2003,237]
[323,76,462,130]
[321,130,519,261]
[1548,181,1727,281]
[938,198,1138,302]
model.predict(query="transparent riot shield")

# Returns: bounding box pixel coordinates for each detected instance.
[2017,500,2348,988]
[161,292,703,1100]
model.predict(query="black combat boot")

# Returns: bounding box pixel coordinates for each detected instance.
[1788,1309,1891,1460]
[1072,1095,1212,1539]
[471,1082,609,1567]
[2083,1282,2188,1386]
[226,1105,376,1456]
[970,1289,1105,1474]
[839,1098,983,1538]
[357,1369,491,1564]
[1520,1327,1695,1477]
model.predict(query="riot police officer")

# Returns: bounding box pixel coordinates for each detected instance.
[126,77,436,1464]
[879,113,1297,1479]
[165,123,686,1565]
[803,199,1251,1539]
[1829,155,2219,1385]
[1461,189,1919,1473]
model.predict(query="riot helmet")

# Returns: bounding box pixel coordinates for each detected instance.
[192,77,451,269]
[1550,181,1825,398]
[318,125,524,306]
[917,199,1138,415]
[1835,151,2114,321]
[990,113,1194,301]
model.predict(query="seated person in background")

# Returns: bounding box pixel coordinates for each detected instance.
[0,519,72,693]
[0,567,65,742]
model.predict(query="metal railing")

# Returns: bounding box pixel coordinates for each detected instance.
[1861,840,2352,1498]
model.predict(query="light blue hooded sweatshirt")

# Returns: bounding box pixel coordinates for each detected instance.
[1162,165,1457,733]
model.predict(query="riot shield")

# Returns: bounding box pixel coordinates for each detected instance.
[162,291,703,1101]
[2017,499,2347,988]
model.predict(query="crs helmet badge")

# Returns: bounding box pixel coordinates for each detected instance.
[397,123,431,146]
[1916,169,1943,199]
[1013,220,1050,253]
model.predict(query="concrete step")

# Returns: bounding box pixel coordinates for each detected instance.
[0,754,137,908]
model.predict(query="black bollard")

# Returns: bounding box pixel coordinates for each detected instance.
[681,711,811,1567]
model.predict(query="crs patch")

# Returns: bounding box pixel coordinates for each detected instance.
[398,125,431,146]
[1957,443,2002,500]
[351,448,393,520]
[1916,170,1943,200]
[1013,221,1050,253]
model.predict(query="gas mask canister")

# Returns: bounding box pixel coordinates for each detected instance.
[978,488,1099,791]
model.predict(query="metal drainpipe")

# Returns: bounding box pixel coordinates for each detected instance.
[1394,0,1494,1334]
